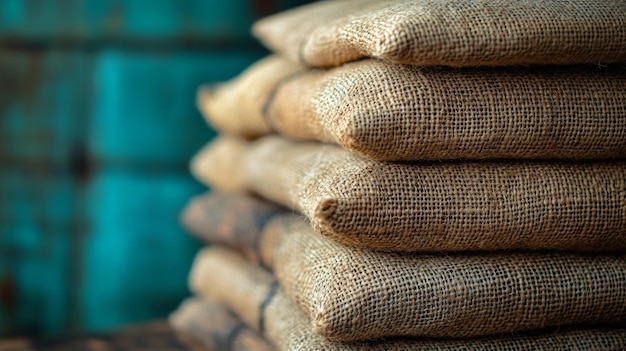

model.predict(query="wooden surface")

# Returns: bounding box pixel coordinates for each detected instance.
[0,321,208,351]
[0,0,306,43]
[0,0,312,337]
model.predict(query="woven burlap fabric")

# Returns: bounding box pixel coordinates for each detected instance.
[197,56,302,138]
[181,192,286,265]
[194,135,626,252]
[190,136,251,192]
[242,216,626,340]
[200,56,626,161]
[182,191,626,257]
[170,297,274,351]
[191,247,626,350]
[253,0,626,67]
[183,198,626,340]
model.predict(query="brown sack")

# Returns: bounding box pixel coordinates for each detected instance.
[198,56,626,161]
[194,136,626,252]
[197,56,302,138]
[253,0,626,68]
[170,297,275,351]
[262,217,626,340]
[191,137,251,192]
[191,247,626,350]
[181,192,282,261]
[181,192,286,265]
[183,193,626,340]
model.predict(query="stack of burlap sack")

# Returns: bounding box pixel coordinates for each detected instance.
[170,1,626,350]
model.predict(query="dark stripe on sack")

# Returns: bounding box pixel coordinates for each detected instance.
[261,71,306,131]
[252,214,273,269]
[258,281,280,335]
[224,323,245,351]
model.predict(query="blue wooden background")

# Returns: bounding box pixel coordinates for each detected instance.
[0,0,309,337]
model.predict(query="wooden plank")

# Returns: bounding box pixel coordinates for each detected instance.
[0,169,74,336]
[0,1,307,336]
[0,50,91,164]
[0,47,263,336]
[0,0,313,43]
[0,321,208,351]
[88,49,261,164]
[0,50,91,336]
[81,168,204,330]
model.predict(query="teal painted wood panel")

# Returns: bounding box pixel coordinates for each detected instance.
[0,168,75,336]
[0,0,309,42]
[81,49,263,331]
[0,0,314,338]
[82,168,203,330]
[0,50,90,336]
[88,49,262,164]
[0,50,91,163]
[0,48,265,336]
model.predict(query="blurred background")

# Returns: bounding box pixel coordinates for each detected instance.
[0,0,309,338]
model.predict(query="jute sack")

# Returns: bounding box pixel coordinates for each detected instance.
[182,193,626,340]
[194,136,626,252]
[191,247,626,350]
[182,191,626,255]
[190,136,251,192]
[197,56,302,138]
[189,210,626,340]
[170,297,274,351]
[198,56,626,161]
[181,192,282,258]
[181,192,285,265]
[253,0,626,68]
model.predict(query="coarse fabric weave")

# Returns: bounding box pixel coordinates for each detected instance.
[194,136,626,252]
[181,192,285,265]
[253,0,626,67]
[191,247,626,349]
[170,297,274,351]
[197,56,302,138]
[190,136,251,192]
[181,192,282,258]
[182,191,626,256]
[199,56,626,161]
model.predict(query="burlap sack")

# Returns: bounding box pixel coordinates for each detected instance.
[170,297,274,351]
[190,136,251,192]
[185,203,626,341]
[194,136,626,252]
[181,192,286,265]
[181,192,282,261]
[197,56,302,138]
[191,247,626,350]
[198,56,626,161]
[253,0,626,67]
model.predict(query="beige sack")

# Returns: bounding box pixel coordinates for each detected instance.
[197,56,302,138]
[191,247,626,350]
[194,136,626,252]
[184,195,626,340]
[190,136,251,192]
[198,56,626,161]
[181,192,286,264]
[253,0,626,67]
[170,297,275,351]
[183,191,626,254]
